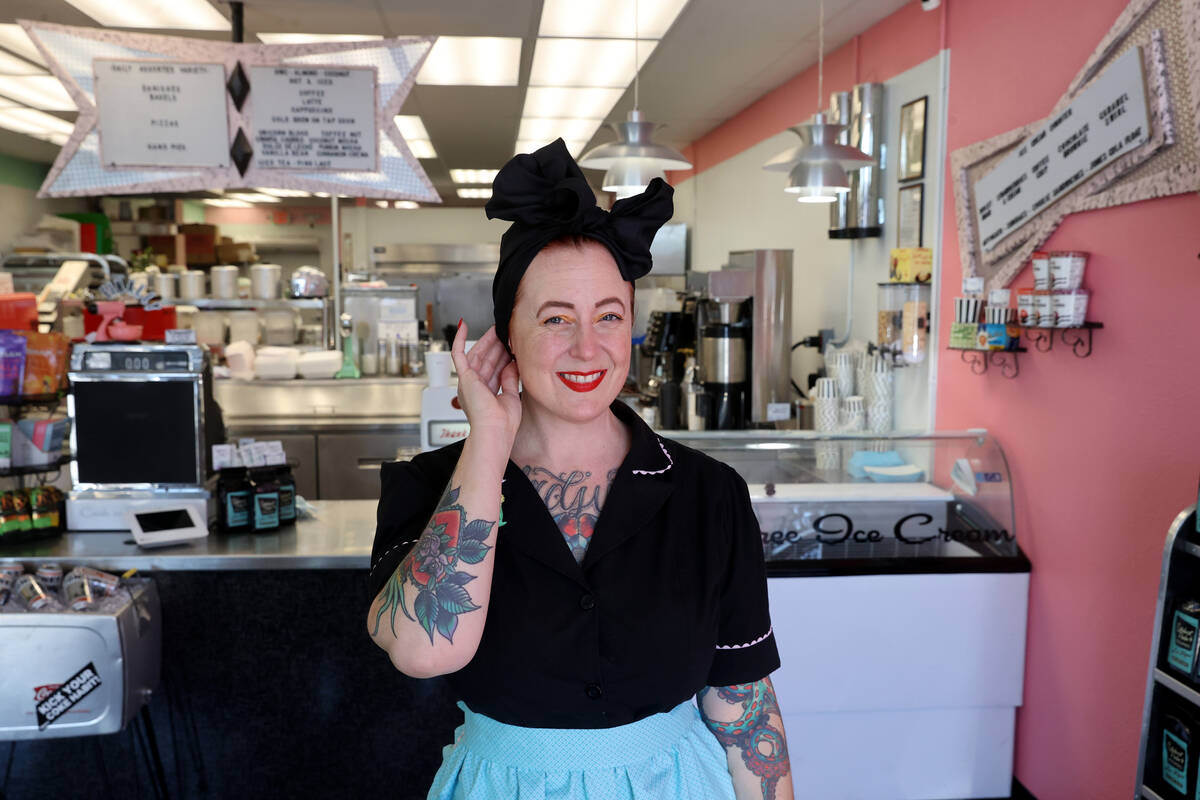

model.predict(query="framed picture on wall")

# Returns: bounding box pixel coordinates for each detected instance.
[898,96,927,182]
[897,183,924,247]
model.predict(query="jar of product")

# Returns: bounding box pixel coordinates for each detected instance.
[900,283,931,364]
[875,283,904,349]
[1015,289,1036,326]
[1031,251,1051,290]
[250,468,280,532]
[275,466,297,527]
[1049,250,1088,290]
[218,467,253,533]
[1162,713,1192,794]
[1034,290,1055,328]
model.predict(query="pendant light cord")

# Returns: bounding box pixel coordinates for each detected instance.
[634,0,640,111]
[816,0,824,112]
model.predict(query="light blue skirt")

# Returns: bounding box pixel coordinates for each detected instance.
[427,700,737,800]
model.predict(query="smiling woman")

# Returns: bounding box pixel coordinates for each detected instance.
[366,139,791,800]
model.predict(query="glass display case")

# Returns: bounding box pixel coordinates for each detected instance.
[667,430,1024,573]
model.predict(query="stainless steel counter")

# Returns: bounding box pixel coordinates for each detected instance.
[0,500,378,572]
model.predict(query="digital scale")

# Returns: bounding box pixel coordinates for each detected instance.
[67,343,224,534]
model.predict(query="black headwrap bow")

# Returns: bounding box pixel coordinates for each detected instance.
[485,138,674,349]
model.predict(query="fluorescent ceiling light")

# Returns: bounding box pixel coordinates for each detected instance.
[395,201,419,209]
[394,115,436,158]
[204,198,253,208]
[419,37,521,86]
[258,33,383,44]
[394,115,430,141]
[0,50,44,76]
[516,139,588,158]
[257,188,311,198]
[529,39,656,87]
[0,107,71,144]
[313,192,331,198]
[456,188,492,199]
[0,25,46,67]
[63,0,230,30]
[406,139,436,158]
[522,87,623,120]
[448,169,498,184]
[518,118,602,143]
[375,200,390,208]
[0,76,75,111]
[539,0,689,39]
[228,192,281,204]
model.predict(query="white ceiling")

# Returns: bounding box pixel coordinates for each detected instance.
[0,0,911,204]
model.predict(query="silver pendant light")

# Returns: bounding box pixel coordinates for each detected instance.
[578,0,692,198]
[762,0,873,203]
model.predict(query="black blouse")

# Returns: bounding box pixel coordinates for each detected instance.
[368,400,780,729]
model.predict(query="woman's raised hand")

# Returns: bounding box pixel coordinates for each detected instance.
[450,322,521,449]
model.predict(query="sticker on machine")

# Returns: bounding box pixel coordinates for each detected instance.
[35,662,102,730]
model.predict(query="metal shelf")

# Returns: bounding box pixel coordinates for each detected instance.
[1141,786,1166,800]
[0,391,66,407]
[949,347,1025,378]
[0,453,72,478]
[1154,668,1200,707]
[187,297,328,310]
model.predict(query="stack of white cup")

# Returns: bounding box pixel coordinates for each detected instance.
[826,350,855,400]
[867,355,894,434]
[813,378,839,433]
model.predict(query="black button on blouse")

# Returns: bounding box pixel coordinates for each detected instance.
[368,400,780,729]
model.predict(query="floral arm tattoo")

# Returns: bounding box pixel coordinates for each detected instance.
[698,679,791,800]
[370,484,496,645]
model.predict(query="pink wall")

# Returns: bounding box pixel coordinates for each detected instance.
[937,0,1200,797]
[673,0,1200,796]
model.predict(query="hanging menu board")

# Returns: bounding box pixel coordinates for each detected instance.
[973,46,1150,253]
[93,60,230,168]
[249,66,378,171]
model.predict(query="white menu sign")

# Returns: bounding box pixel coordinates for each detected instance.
[94,60,230,168]
[973,46,1149,252]
[250,66,377,171]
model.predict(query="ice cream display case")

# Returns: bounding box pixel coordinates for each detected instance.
[673,430,1028,800]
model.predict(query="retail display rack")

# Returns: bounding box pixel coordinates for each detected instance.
[0,391,70,483]
[947,320,1103,379]
[1136,505,1200,800]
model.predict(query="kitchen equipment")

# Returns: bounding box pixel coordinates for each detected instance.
[367,243,499,340]
[900,283,931,364]
[210,265,239,299]
[228,311,261,345]
[335,313,361,379]
[877,283,904,349]
[341,284,419,351]
[637,310,690,398]
[178,270,205,300]
[153,272,176,302]
[0,578,160,740]
[193,311,226,346]
[297,350,341,379]
[262,309,299,346]
[680,356,708,431]
[67,343,223,530]
[290,266,329,298]
[728,249,794,423]
[699,298,750,430]
[250,264,282,300]
[421,351,467,452]
[829,82,885,239]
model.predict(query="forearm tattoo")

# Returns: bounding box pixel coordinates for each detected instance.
[699,680,791,800]
[370,484,494,644]
[521,465,616,563]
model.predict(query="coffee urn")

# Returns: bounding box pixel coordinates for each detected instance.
[699,299,750,429]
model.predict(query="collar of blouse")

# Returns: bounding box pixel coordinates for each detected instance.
[501,399,675,587]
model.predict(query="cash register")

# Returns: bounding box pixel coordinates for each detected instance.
[66,342,224,533]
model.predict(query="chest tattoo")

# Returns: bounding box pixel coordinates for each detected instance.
[521,465,617,563]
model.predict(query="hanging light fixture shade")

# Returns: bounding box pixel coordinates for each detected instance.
[787,161,850,203]
[579,109,691,195]
[601,158,667,199]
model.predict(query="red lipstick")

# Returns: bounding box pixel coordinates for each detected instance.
[557,370,606,393]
